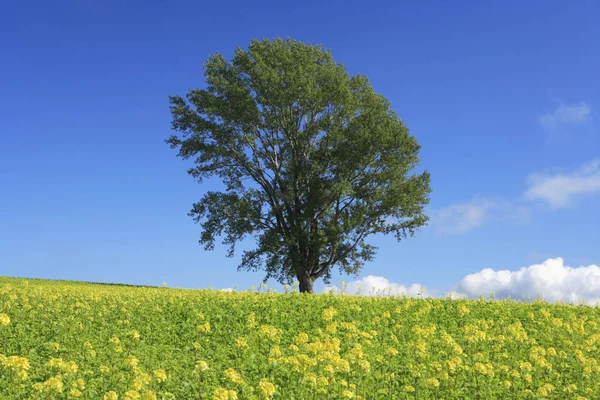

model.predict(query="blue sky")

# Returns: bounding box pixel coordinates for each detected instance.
[1,1,599,301]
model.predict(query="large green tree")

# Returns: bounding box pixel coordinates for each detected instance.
[167,38,431,293]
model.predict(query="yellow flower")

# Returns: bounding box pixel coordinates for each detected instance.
[565,384,577,393]
[138,372,152,385]
[44,376,64,393]
[334,358,350,372]
[430,361,442,372]
[103,391,119,400]
[415,340,427,355]
[197,322,211,333]
[322,307,336,322]
[213,388,237,400]
[427,378,440,387]
[195,360,209,373]
[543,384,555,393]
[124,391,141,400]
[519,361,533,372]
[474,362,495,377]
[153,369,167,383]
[1,355,30,376]
[224,368,244,384]
[258,379,276,398]
[228,390,238,400]
[358,359,371,372]
[537,387,549,397]
[246,312,256,329]
[131,379,143,391]
[70,388,83,398]
[341,389,355,398]
[235,337,248,349]
[386,347,398,356]
[259,325,282,343]
[295,332,309,345]
[141,392,157,400]
[126,356,139,370]
[64,361,78,374]
[403,385,415,392]
[129,330,141,340]
[0,313,10,326]
[269,346,282,358]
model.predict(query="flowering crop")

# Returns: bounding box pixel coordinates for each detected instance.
[1,277,600,399]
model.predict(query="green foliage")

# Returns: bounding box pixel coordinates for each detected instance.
[2,277,600,399]
[167,38,431,292]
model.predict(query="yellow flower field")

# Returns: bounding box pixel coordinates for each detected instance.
[1,277,599,399]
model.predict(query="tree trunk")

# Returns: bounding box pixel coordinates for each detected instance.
[298,274,314,294]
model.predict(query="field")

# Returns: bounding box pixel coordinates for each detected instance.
[1,277,600,399]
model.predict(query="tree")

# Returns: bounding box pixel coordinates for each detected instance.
[167,38,431,293]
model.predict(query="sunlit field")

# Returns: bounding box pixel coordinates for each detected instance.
[1,277,599,399]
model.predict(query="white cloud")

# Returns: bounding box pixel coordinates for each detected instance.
[452,258,600,305]
[328,258,600,306]
[429,197,530,235]
[218,288,235,292]
[430,198,495,234]
[324,275,435,297]
[538,101,591,133]
[525,159,600,208]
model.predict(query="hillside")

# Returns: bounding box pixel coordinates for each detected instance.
[1,277,599,399]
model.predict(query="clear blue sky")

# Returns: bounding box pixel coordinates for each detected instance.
[1,0,599,298]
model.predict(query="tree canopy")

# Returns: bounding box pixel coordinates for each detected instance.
[167,38,431,293]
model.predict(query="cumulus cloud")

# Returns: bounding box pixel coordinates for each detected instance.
[538,101,591,134]
[429,197,530,235]
[328,258,600,306]
[218,288,235,292]
[525,159,600,208]
[324,275,435,297]
[452,258,600,305]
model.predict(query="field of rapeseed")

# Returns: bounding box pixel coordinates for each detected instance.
[1,277,600,399]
